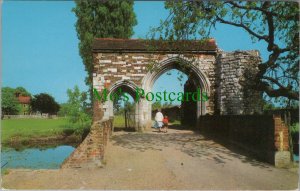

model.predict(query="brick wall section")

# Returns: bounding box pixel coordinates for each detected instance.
[274,115,290,151]
[93,101,103,122]
[93,53,216,92]
[61,119,113,168]
[198,114,290,167]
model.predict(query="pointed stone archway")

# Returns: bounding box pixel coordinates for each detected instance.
[102,80,142,131]
[140,56,211,129]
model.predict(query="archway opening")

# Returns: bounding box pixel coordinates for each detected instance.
[152,69,188,128]
[113,93,136,132]
[140,57,210,130]
[148,59,207,129]
[106,82,140,132]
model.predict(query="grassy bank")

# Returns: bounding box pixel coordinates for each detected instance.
[1,118,85,148]
[113,115,126,128]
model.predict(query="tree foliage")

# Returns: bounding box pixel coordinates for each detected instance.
[63,86,91,127]
[2,87,20,115]
[151,1,299,102]
[163,101,174,108]
[72,0,137,88]
[31,93,60,114]
[124,100,135,111]
[57,103,69,117]
[152,100,162,111]
[113,93,135,115]
[15,86,31,96]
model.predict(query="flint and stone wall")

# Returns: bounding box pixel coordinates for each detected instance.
[216,51,263,115]
[93,53,217,130]
[93,50,263,129]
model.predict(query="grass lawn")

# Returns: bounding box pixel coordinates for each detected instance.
[1,118,70,144]
[113,115,126,128]
[171,120,181,125]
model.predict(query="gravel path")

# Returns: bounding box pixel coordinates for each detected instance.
[2,128,299,189]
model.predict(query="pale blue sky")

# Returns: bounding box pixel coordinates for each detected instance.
[2,1,269,104]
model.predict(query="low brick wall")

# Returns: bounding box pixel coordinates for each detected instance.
[198,114,290,167]
[61,118,113,168]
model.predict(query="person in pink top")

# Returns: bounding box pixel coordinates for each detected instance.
[162,115,169,133]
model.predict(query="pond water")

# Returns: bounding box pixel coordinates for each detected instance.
[1,145,75,169]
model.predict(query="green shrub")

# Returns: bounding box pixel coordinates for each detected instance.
[63,128,75,136]
[290,123,299,135]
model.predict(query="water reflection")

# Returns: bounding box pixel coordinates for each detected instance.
[1,145,75,169]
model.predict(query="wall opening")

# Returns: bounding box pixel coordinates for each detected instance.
[151,69,187,128]
[113,92,136,132]
[105,81,141,132]
[144,58,210,129]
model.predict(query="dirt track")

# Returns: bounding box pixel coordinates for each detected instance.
[2,128,299,190]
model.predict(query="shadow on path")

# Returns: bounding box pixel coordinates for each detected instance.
[112,124,272,169]
[114,126,136,132]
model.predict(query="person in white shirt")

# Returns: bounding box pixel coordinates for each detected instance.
[154,109,164,132]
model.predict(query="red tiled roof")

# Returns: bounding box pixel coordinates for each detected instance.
[92,38,217,53]
[18,96,31,104]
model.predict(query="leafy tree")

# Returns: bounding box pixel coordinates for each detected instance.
[163,101,173,108]
[152,100,162,110]
[113,95,123,113]
[262,99,277,111]
[2,87,20,115]
[113,93,132,113]
[72,0,137,89]
[57,103,69,117]
[124,101,135,112]
[64,86,91,127]
[31,93,60,114]
[152,1,299,103]
[15,87,31,96]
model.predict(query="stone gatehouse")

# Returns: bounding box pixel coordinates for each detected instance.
[92,38,263,130]
[62,38,290,168]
